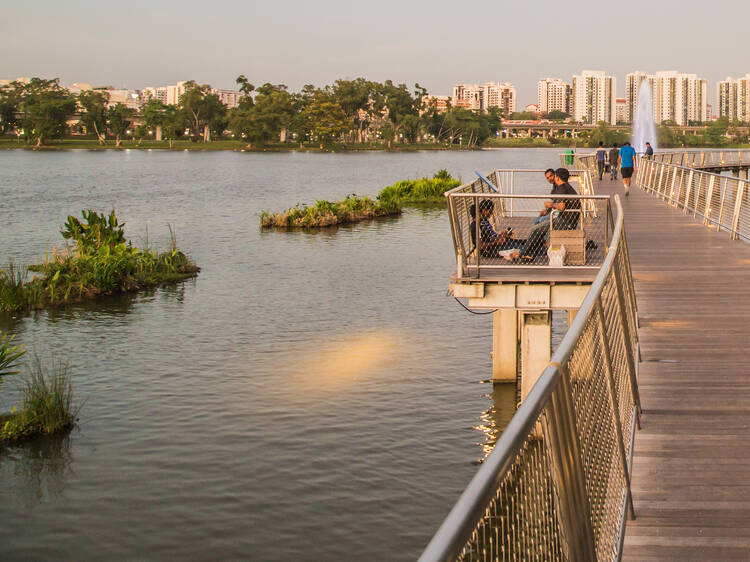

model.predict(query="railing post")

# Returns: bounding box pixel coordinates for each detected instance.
[595,297,636,521]
[704,175,716,225]
[684,169,694,213]
[731,180,745,240]
[543,371,597,561]
[718,178,728,231]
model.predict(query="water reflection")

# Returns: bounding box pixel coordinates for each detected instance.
[289,331,403,389]
[474,382,517,464]
[0,434,74,506]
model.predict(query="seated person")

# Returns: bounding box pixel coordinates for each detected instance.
[517,167,581,259]
[469,199,525,259]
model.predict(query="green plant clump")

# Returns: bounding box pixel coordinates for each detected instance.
[376,169,460,205]
[1,356,78,443]
[260,194,400,228]
[0,210,200,312]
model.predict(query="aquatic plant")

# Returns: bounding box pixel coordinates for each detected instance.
[0,211,200,313]
[260,195,401,228]
[260,170,458,229]
[0,332,26,377]
[1,356,78,443]
[376,170,460,205]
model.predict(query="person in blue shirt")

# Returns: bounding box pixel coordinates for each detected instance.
[618,142,638,196]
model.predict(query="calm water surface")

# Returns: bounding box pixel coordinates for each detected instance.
[0,148,566,561]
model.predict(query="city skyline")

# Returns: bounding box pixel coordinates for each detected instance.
[3,0,749,109]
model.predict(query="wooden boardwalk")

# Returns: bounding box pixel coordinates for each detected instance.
[592,177,750,560]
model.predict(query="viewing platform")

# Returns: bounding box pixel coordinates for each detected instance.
[422,150,750,561]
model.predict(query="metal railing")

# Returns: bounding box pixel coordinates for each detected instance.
[651,149,750,169]
[421,195,640,561]
[637,155,750,241]
[446,170,606,276]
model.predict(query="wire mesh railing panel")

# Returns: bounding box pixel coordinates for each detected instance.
[455,406,568,562]
[565,312,625,561]
[448,194,610,273]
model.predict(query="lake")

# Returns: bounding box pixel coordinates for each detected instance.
[0,148,568,560]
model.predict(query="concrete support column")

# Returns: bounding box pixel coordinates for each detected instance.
[520,311,551,402]
[492,309,518,383]
[155,125,162,141]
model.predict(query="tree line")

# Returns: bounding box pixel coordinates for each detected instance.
[0,76,506,148]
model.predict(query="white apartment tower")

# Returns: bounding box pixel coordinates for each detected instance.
[718,75,750,122]
[625,71,657,123]
[653,71,708,125]
[572,71,616,125]
[537,78,572,115]
[483,82,516,115]
[452,84,483,111]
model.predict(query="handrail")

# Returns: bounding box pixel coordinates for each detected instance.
[637,151,750,241]
[421,195,640,561]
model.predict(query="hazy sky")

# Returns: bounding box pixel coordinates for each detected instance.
[2,0,747,108]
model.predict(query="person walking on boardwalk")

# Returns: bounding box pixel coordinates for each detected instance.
[618,141,637,196]
[595,142,607,180]
[609,143,620,180]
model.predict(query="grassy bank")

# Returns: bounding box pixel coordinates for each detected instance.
[261,170,460,229]
[484,137,576,148]
[0,210,199,313]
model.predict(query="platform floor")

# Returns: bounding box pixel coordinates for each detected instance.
[595,177,750,560]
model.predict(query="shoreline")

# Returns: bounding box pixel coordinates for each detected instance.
[2,139,747,152]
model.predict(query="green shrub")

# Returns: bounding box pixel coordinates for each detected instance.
[376,170,460,204]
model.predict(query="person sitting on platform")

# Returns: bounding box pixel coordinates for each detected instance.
[516,168,581,260]
[469,199,525,259]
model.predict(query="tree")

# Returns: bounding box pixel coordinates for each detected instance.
[235,75,255,110]
[705,117,729,146]
[548,110,570,120]
[291,95,349,148]
[508,111,537,120]
[332,78,375,142]
[161,104,186,148]
[179,81,215,140]
[0,83,22,134]
[77,90,109,144]
[587,121,629,147]
[108,103,133,147]
[230,83,295,146]
[17,78,76,147]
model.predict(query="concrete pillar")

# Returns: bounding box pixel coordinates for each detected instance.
[520,311,551,402]
[492,309,518,383]
[155,125,162,142]
[203,124,211,142]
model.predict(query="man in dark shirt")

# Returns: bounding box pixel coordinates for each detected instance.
[609,144,620,180]
[518,168,580,258]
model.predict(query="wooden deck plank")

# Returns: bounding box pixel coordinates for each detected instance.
[591,178,750,559]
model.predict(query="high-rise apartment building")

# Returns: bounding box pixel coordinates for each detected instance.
[625,71,657,123]
[537,78,572,115]
[452,84,483,111]
[483,82,516,115]
[615,98,627,124]
[653,71,708,125]
[572,71,616,125]
[452,82,516,114]
[626,71,708,125]
[718,75,750,122]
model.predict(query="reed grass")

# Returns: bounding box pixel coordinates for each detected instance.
[1,356,78,443]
